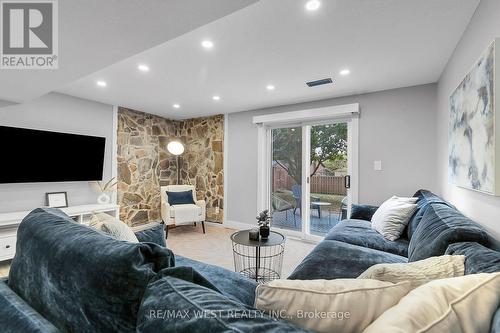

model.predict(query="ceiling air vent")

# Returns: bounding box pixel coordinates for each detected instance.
[306,78,333,87]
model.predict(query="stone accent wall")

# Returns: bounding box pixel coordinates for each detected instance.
[178,115,224,222]
[117,107,224,226]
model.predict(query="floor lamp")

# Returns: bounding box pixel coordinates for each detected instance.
[167,141,185,184]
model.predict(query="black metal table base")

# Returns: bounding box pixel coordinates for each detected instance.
[231,230,285,284]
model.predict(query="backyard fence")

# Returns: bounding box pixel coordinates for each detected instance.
[273,167,347,195]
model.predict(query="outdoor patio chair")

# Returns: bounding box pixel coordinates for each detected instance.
[291,185,321,217]
[272,194,296,226]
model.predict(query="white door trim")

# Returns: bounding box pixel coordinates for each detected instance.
[256,104,360,239]
[253,103,360,125]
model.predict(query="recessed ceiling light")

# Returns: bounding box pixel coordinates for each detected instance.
[305,0,321,11]
[201,40,214,49]
[96,80,107,87]
[340,69,351,76]
[173,104,180,109]
[266,85,275,91]
[212,95,221,101]
[138,64,150,72]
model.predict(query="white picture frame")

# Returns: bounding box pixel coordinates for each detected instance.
[46,192,68,208]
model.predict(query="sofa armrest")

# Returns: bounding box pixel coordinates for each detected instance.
[350,204,379,221]
[195,200,206,219]
[133,222,167,247]
[161,201,171,224]
[491,307,500,333]
[0,281,61,332]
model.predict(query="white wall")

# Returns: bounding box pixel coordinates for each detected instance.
[436,0,500,237]
[0,93,114,213]
[227,84,438,225]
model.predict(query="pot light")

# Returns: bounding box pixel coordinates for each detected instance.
[340,69,350,76]
[305,0,321,11]
[212,95,221,101]
[138,64,150,72]
[266,85,275,91]
[173,104,180,109]
[201,40,214,49]
[96,80,107,87]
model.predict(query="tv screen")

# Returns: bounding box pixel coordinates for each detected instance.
[0,126,106,184]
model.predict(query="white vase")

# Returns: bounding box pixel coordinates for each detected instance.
[97,193,111,205]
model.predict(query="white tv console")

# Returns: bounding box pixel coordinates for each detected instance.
[0,204,119,262]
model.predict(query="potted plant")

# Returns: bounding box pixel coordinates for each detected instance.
[256,209,271,240]
[89,177,117,204]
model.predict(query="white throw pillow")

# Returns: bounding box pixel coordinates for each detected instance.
[371,196,418,241]
[364,273,500,333]
[89,212,139,243]
[254,279,411,333]
[358,255,465,289]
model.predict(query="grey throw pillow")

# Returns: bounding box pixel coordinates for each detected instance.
[90,212,139,243]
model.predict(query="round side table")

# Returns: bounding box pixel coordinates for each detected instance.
[230,230,285,284]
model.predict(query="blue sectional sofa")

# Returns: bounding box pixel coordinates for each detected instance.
[1,190,499,332]
[0,208,308,333]
[289,190,500,280]
[289,189,500,333]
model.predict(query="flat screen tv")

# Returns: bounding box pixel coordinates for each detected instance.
[0,126,106,184]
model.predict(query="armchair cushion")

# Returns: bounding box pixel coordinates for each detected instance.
[166,190,195,205]
[169,204,203,224]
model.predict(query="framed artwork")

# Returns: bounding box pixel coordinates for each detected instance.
[449,39,500,195]
[46,192,68,208]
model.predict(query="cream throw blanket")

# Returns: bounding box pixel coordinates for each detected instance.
[171,204,202,225]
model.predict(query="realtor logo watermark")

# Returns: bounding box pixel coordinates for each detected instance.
[0,0,58,69]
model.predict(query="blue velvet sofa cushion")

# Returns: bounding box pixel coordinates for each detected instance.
[134,222,166,247]
[350,204,379,221]
[288,240,407,280]
[492,308,500,333]
[167,190,195,205]
[0,280,61,333]
[176,255,257,307]
[406,189,454,239]
[325,219,409,257]
[8,208,175,333]
[136,271,311,333]
[408,203,492,262]
[446,242,500,274]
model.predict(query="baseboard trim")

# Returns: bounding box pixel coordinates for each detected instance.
[206,220,253,230]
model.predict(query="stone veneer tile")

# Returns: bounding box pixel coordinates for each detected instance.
[117,107,224,226]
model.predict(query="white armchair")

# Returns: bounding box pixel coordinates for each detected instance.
[160,185,206,233]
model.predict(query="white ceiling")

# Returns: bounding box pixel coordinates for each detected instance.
[57,0,480,119]
[0,0,257,103]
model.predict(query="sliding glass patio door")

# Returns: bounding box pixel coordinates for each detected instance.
[271,126,303,233]
[269,120,356,240]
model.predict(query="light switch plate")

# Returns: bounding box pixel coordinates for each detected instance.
[374,160,382,171]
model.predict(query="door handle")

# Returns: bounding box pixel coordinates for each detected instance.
[344,175,351,189]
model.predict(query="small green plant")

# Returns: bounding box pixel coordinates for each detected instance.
[90,177,117,193]
[256,209,271,227]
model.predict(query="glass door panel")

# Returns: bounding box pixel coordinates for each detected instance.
[309,123,349,236]
[271,127,302,232]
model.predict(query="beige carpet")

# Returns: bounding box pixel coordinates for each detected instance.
[0,224,316,279]
[0,261,9,278]
[168,223,316,278]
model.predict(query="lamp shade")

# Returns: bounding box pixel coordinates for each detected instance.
[167,141,185,155]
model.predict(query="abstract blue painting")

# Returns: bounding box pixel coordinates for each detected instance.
[449,41,495,194]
